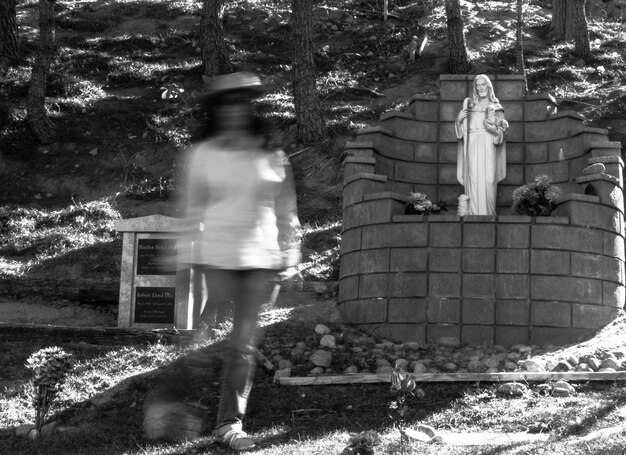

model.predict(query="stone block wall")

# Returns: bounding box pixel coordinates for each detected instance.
[339,75,626,346]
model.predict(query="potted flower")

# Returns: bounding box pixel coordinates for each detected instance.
[511,175,562,216]
[405,192,446,215]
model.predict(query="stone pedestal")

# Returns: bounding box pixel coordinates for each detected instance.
[115,215,193,330]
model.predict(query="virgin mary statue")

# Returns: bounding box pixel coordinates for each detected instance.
[456,75,509,216]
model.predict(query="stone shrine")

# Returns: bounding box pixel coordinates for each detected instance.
[338,74,625,347]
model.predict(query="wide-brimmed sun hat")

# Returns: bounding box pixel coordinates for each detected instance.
[198,72,264,104]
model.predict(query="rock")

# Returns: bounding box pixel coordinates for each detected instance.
[438,337,461,349]
[403,342,421,351]
[565,355,579,367]
[41,422,57,437]
[278,359,293,370]
[485,367,499,374]
[272,354,283,363]
[511,344,532,354]
[504,361,518,371]
[310,350,332,368]
[552,381,575,397]
[520,359,544,372]
[376,358,391,369]
[506,352,521,361]
[314,324,331,335]
[344,365,358,374]
[599,367,617,373]
[551,361,571,372]
[484,356,502,369]
[319,334,336,348]
[443,362,458,372]
[395,358,410,371]
[576,363,593,372]
[611,350,626,359]
[308,367,325,375]
[468,360,485,373]
[412,362,428,374]
[27,428,40,440]
[587,357,602,371]
[433,355,448,367]
[15,424,34,437]
[403,424,440,443]
[544,360,557,372]
[600,358,621,370]
[496,382,528,397]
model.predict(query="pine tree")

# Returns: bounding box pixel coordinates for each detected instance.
[445,0,470,74]
[291,0,327,145]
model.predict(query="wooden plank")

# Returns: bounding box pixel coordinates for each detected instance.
[0,322,195,345]
[278,371,626,386]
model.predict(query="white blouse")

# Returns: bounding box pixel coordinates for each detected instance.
[180,136,300,270]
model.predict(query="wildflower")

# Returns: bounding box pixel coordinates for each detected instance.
[343,430,382,455]
[26,347,74,432]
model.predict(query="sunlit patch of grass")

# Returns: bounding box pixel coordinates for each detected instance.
[106,57,201,85]
[299,220,341,281]
[0,200,120,270]
[0,342,188,429]
[48,76,108,110]
[257,92,296,125]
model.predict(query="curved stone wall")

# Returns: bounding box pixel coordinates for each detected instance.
[338,74,625,346]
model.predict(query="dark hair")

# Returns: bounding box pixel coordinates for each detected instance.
[191,89,267,144]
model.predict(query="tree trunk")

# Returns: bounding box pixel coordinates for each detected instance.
[0,0,19,73]
[552,0,577,41]
[200,0,233,77]
[572,0,591,58]
[516,0,528,91]
[291,0,326,145]
[27,0,56,144]
[445,0,470,74]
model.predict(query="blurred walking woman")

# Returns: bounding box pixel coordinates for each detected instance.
[181,72,301,451]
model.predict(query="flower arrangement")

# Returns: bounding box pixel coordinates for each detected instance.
[341,430,382,455]
[26,346,74,434]
[405,192,446,215]
[511,175,562,216]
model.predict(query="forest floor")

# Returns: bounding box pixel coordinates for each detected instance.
[1,1,626,454]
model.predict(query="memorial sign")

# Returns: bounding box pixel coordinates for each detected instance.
[136,238,177,275]
[115,215,194,330]
[134,287,176,324]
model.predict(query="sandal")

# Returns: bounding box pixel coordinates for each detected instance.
[215,422,255,451]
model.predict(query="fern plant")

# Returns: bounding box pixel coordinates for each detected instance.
[511,175,562,216]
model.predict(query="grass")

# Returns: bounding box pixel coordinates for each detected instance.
[1,317,626,454]
[2,0,626,453]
